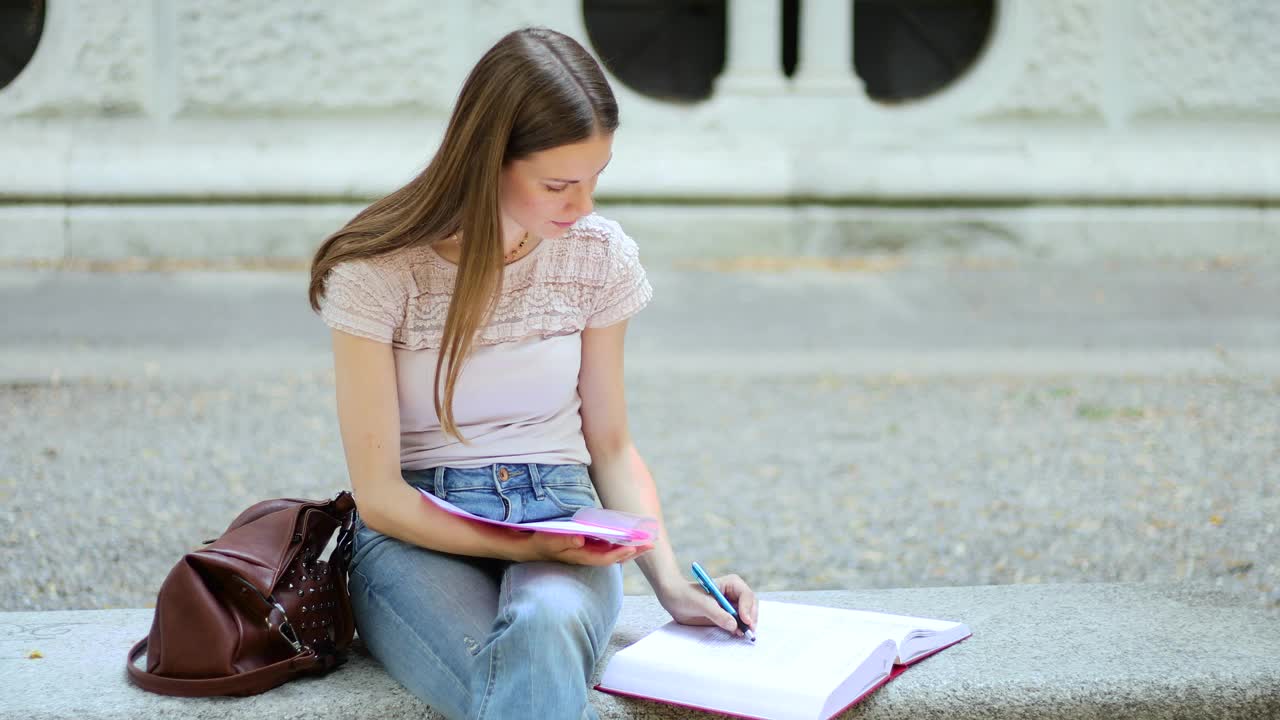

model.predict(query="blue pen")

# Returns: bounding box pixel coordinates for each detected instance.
[691,562,756,643]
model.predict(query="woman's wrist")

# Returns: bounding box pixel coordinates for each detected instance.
[637,552,686,597]
[410,514,536,563]
[492,529,536,563]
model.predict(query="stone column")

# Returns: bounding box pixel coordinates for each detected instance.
[715,0,788,95]
[793,0,863,94]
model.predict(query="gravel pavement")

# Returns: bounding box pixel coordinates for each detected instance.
[1,259,1277,613]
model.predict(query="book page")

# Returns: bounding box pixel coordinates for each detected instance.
[513,518,633,541]
[417,488,636,542]
[599,601,901,720]
[823,608,969,664]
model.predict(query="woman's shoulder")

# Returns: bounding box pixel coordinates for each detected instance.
[320,244,434,344]
[560,213,634,253]
[536,213,639,287]
[331,244,430,298]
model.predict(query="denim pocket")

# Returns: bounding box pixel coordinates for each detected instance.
[439,487,510,522]
[543,485,599,514]
[540,467,600,514]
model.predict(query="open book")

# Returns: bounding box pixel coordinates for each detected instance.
[596,600,970,720]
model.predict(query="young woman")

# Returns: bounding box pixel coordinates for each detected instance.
[308,27,757,720]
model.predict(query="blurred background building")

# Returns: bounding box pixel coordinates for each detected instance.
[1,0,1277,263]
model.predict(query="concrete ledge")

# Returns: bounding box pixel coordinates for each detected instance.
[3,583,1279,719]
[1,203,1277,265]
[3,116,1280,200]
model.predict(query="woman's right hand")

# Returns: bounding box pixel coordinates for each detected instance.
[508,531,652,566]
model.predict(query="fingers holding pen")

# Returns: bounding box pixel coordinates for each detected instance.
[719,573,758,630]
[691,563,758,641]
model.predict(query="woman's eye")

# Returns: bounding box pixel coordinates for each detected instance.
[545,185,568,194]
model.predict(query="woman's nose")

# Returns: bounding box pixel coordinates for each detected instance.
[568,184,593,216]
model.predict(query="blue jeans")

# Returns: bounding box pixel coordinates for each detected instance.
[348,463,624,720]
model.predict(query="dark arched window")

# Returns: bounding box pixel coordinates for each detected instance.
[0,0,44,91]
[853,0,995,103]
[582,0,726,103]
[782,0,799,77]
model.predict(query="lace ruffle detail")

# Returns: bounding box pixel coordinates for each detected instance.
[318,253,411,344]
[587,222,654,328]
[318,214,652,349]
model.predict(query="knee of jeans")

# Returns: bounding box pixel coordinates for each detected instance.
[508,595,598,650]
[512,587,619,659]
[512,590,590,626]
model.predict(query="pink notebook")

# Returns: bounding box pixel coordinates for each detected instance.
[418,488,656,546]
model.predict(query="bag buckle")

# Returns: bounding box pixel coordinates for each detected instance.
[272,606,304,654]
[236,576,304,653]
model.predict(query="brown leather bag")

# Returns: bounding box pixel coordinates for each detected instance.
[126,492,357,696]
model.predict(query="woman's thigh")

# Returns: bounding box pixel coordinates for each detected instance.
[500,559,624,662]
[348,515,503,718]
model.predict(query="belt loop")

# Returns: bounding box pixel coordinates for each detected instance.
[529,464,546,500]
[433,466,447,500]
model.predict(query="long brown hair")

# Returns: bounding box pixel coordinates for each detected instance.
[309,27,618,443]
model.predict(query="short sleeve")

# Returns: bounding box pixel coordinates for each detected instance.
[586,223,654,328]
[318,258,407,344]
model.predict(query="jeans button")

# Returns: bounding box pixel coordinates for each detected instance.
[497,468,509,482]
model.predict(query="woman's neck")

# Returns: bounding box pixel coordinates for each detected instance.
[432,227,538,266]
[498,216,526,254]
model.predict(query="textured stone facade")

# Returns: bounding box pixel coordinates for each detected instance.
[1132,0,1280,117]
[977,0,1106,119]
[0,1,1276,259]
[175,2,457,113]
[2,0,148,116]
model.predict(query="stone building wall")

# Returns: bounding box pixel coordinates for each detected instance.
[1,0,1276,261]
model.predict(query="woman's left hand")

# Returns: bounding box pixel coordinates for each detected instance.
[657,573,758,637]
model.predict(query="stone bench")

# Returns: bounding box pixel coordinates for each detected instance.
[4,583,1278,719]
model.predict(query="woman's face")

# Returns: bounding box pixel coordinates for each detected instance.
[500,132,614,239]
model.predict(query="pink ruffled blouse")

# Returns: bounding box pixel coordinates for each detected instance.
[319,214,653,470]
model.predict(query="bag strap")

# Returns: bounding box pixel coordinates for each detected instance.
[126,638,334,697]
[326,491,357,575]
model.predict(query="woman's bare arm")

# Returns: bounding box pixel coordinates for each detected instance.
[331,328,638,566]
[579,320,757,631]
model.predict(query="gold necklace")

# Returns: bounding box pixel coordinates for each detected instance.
[445,230,529,264]
[504,231,529,262]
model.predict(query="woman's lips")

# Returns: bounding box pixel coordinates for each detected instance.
[551,219,575,228]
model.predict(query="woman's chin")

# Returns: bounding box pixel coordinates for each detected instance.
[548,219,577,234]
